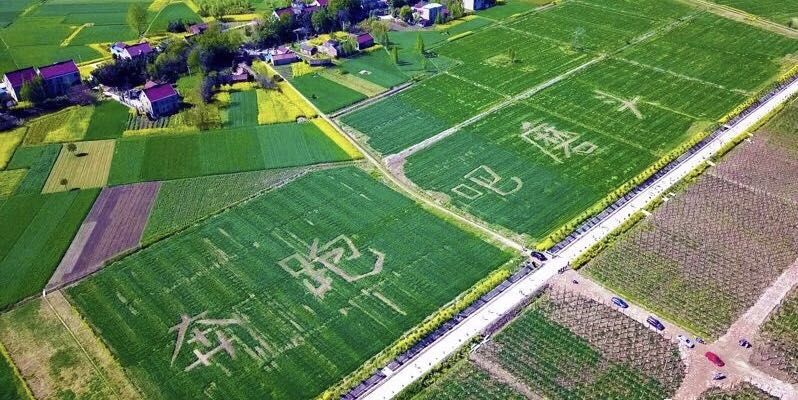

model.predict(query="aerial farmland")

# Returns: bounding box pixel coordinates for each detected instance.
[1,0,798,399]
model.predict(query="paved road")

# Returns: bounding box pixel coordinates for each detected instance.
[359,77,798,400]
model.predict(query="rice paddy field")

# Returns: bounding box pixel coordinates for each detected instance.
[107,122,353,185]
[0,189,98,310]
[406,288,684,399]
[342,0,798,245]
[66,166,512,400]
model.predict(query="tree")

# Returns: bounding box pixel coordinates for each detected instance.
[571,27,585,51]
[367,19,388,45]
[507,47,516,63]
[791,17,798,29]
[311,8,334,33]
[185,103,220,130]
[442,0,464,19]
[328,0,358,25]
[66,143,78,153]
[391,46,399,64]
[415,34,425,55]
[60,178,69,189]
[20,76,47,105]
[398,5,412,22]
[199,74,216,103]
[127,3,148,37]
[92,57,150,89]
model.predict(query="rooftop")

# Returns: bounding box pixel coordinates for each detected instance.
[143,83,178,102]
[3,67,37,88]
[38,60,79,80]
[125,42,153,57]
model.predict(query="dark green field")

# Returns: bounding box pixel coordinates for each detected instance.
[107,122,352,185]
[291,74,367,113]
[68,167,512,400]
[0,190,98,309]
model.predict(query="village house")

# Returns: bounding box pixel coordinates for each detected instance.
[271,52,299,66]
[299,43,318,57]
[140,82,180,118]
[1,67,37,102]
[39,60,81,98]
[352,33,374,51]
[110,42,154,60]
[463,0,488,11]
[412,1,445,25]
[319,40,341,58]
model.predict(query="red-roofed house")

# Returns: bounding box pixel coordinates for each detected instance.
[140,83,180,118]
[38,60,81,97]
[271,52,299,66]
[2,67,37,102]
[111,42,154,60]
[352,33,374,50]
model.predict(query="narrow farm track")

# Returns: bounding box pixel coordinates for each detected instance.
[354,76,798,399]
[679,0,798,39]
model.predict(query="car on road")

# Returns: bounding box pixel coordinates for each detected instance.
[611,297,629,309]
[705,352,725,367]
[646,316,665,331]
[530,251,548,262]
[739,339,751,348]
[677,335,695,348]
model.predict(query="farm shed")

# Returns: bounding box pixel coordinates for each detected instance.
[272,52,299,66]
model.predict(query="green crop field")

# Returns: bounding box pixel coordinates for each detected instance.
[620,13,798,93]
[375,6,798,244]
[475,0,551,20]
[0,189,98,310]
[224,90,259,128]
[147,2,202,34]
[142,167,310,243]
[435,26,588,96]
[712,0,798,25]
[5,145,60,195]
[108,122,352,185]
[291,73,367,113]
[340,73,503,154]
[67,166,512,400]
[339,50,409,88]
[84,101,131,140]
[406,360,525,400]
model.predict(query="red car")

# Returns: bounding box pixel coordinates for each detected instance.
[705,352,725,367]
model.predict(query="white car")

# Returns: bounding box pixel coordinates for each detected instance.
[677,335,695,349]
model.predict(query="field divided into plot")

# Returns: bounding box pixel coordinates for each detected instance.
[291,73,367,113]
[5,144,60,195]
[409,289,684,399]
[620,13,798,93]
[341,73,503,154]
[405,100,657,241]
[0,189,98,309]
[68,167,512,400]
[108,122,352,185]
[401,8,798,244]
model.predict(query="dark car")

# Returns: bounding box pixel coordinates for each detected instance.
[611,297,629,309]
[705,352,725,367]
[646,316,665,331]
[530,251,548,262]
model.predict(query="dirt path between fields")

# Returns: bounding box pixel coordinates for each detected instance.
[678,0,798,39]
